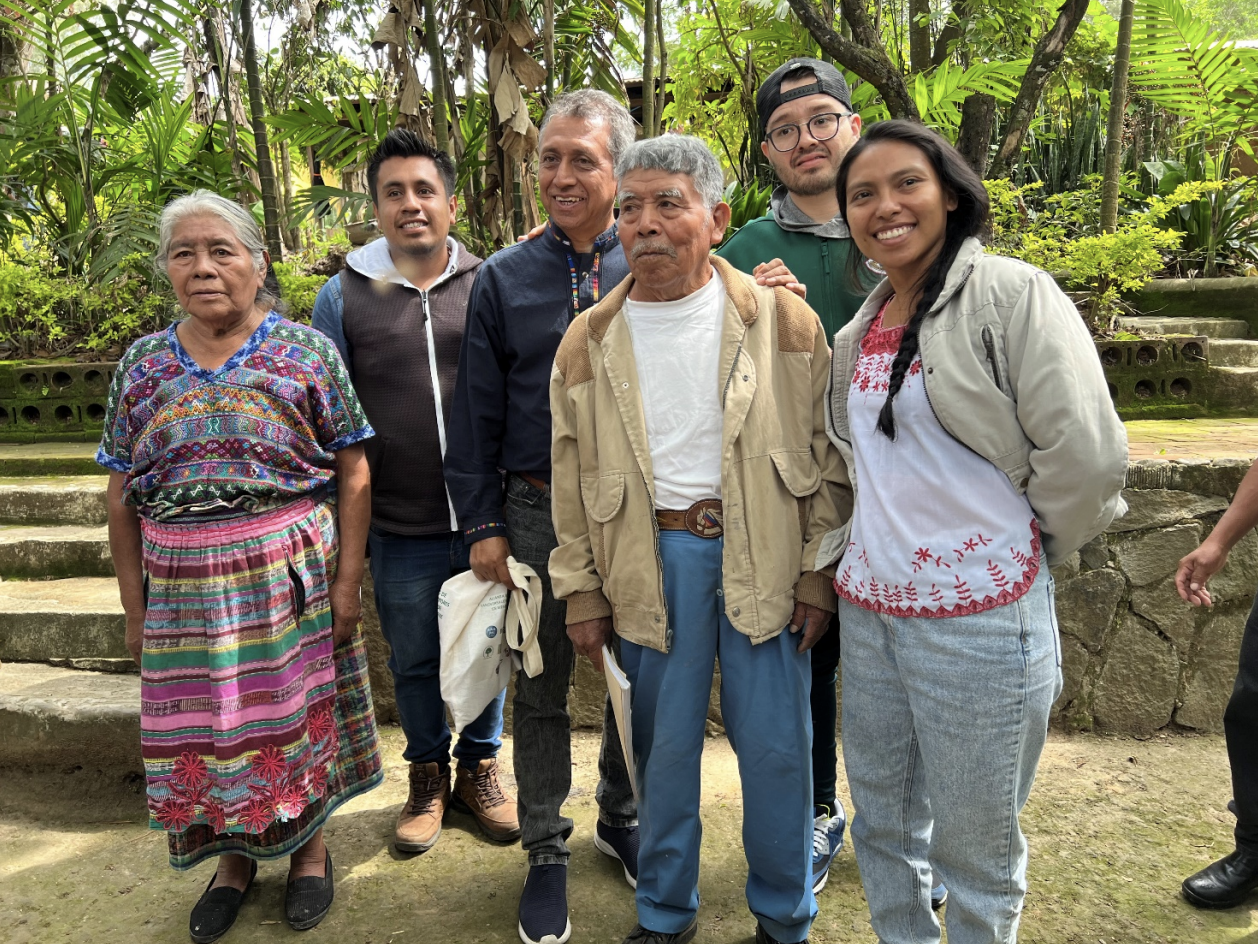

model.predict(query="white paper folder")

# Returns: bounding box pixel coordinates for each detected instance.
[601,644,639,802]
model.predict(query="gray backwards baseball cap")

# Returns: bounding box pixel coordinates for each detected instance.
[756,57,854,135]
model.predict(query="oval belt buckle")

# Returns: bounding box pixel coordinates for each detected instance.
[684,500,724,539]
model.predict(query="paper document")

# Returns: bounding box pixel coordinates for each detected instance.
[601,644,639,802]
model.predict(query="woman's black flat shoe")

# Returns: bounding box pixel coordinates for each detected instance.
[189,859,257,944]
[285,848,334,931]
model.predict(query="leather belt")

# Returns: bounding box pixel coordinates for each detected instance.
[657,499,723,538]
[515,472,549,492]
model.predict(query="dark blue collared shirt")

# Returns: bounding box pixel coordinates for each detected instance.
[444,221,629,543]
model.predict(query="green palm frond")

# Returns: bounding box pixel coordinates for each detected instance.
[1130,0,1258,149]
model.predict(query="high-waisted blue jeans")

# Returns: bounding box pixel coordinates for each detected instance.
[839,567,1062,944]
[621,530,816,944]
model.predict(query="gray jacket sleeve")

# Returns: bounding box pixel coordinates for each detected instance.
[1004,270,1128,565]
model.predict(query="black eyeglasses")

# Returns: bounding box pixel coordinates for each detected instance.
[764,112,850,152]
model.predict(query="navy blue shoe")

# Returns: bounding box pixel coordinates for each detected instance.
[756,923,807,944]
[594,820,639,889]
[518,863,571,944]
[931,880,948,910]
[622,916,698,943]
[811,801,846,894]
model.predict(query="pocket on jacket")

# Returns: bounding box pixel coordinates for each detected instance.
[770,449,822,497]
[581,473,626,522]
[980,324,1008,393]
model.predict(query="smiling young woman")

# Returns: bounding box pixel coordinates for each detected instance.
[824,121,1129,944]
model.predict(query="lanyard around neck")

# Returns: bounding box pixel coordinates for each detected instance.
[551,224,602,316]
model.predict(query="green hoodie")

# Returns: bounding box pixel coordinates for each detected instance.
[716,190,875,340]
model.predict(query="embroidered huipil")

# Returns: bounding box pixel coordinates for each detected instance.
[839,306,1041,617]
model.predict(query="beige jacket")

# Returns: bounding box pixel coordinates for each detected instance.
[827,238,1128,567]
[549,256,852,653]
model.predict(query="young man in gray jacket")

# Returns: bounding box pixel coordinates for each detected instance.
[312,130,519,857]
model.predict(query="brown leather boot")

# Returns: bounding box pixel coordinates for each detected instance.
[451,757,521,842]
[394,761,450,853]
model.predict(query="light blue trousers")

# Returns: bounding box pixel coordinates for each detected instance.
[621,531,817,943]
[839,568,1063,944]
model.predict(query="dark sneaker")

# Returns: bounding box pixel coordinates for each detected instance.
[622,916,698,943]
[755,923,807,944]
[930,880,948,910]
[518,863,571,944]
[594,820,640,888]
[811,800,846,894]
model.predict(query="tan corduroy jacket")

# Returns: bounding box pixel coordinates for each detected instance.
[548,255,852,654]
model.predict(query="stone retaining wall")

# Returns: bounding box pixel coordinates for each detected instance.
[360,459,1258,737]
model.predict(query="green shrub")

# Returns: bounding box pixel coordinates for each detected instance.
[272,262,329,323]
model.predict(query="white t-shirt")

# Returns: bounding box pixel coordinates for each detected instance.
[840,302,1041,617]
[623,269,725,511]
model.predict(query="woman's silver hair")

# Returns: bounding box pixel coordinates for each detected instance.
[615,135,726,209]
[539,89,637,167]
[155,190,281,311]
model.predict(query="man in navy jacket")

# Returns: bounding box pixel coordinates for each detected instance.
[445,90,639,944]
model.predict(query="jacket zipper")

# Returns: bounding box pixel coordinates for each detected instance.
[641,467,669,651]
[981,324,1005,392]
[420,290,459,530]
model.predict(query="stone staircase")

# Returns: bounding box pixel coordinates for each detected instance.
[1117,315,1258,414]
[0,448,143,782]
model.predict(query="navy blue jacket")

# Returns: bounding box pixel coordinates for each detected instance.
[444,221,629,544]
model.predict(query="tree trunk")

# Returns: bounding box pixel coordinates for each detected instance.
[988,0,1090,179]
[656,0,667,131]
[932,0,974,66]
[543,0,555,100]
[238,0,283,259]
[422,0,450,154]
[956,92,996,176]
[642,0,657,136]
[909,0,931,73]
[786,0,920,119]
[280,142,301,252]
[1100,0,1135,234]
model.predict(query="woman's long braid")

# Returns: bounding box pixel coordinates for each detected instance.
[875,231,965,439]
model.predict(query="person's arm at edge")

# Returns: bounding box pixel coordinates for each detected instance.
[330,443,370,644]
[1177,459,1258,606]
[106,472,146,665]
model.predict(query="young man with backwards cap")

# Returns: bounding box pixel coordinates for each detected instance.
[717,57,947,908]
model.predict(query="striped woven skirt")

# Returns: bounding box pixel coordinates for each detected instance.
[138,495,382,870]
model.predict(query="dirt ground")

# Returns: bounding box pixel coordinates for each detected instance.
[0,727,1253,944]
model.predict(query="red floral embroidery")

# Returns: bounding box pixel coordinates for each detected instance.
[155,794,194,830]
[240,796,275,833]
[251,744,289,783]
[172,751,208,788]
[308,764,329,799]
[203,799,227,833]
[307,704,335,745]
[271,781,308,822]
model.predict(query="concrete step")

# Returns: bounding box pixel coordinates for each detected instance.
[0,475,108,526]
[0,443,102,477]
[0,525,113,579]
[1206,339,1258,368]
[1118,316,1250,338]
[0,577,127,663]
[0,662,141,774]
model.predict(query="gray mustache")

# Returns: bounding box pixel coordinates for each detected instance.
[630,240,677,260]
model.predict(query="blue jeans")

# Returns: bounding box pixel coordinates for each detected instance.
[368,528,504,767]
[621,531,816,944]
[839,568,1062,944]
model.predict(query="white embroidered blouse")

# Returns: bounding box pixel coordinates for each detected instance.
[838,304,1041,618]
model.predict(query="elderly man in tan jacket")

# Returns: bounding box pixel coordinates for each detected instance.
[548,134,851,944]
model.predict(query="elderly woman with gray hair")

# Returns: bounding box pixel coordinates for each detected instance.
[97,190,381,942]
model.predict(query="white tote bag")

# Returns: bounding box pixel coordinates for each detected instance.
[437,557,542,733]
